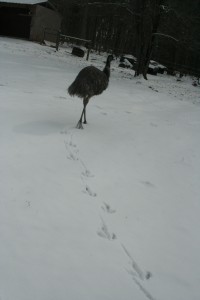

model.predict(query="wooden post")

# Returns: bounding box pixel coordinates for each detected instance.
[57,34,91,59]
[56,30,60,51]
[86,42,91,61]
[41,27,46,44]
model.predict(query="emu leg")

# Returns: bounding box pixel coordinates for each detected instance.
[83,98,89,124]
[76,107,84,129]
[76,98,89,129]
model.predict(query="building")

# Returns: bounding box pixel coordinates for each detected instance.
[0,0,61,42]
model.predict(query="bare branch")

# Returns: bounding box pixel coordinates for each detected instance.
[87,2,140,16]
[153,32,179,42]
[88,2,128,5]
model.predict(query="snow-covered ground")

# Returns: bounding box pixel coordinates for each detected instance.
[0,37,200,300]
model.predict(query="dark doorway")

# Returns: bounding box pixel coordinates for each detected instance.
[0,7,31,39]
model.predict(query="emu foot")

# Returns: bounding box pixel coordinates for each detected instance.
[76,121,84,129]
[83,120,87,124]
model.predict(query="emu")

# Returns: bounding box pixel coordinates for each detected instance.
[68,55,113,129]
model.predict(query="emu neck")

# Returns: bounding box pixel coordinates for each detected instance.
[103,58,111,78]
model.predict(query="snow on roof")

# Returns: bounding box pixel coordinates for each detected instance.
[0,0,47,4]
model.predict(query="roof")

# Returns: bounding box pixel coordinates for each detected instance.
[0,0,47,4]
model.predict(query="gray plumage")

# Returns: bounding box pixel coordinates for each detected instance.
[68,55,113,129]
[68,66,109,98]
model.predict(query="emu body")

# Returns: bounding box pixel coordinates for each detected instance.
[68,55,113,129]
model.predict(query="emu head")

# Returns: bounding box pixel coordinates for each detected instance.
[103,55,114,78]
[107,55,114,63]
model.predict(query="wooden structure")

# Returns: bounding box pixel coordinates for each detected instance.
[42,29,91,60]
[58,33,91,60]
[0,0,61,42]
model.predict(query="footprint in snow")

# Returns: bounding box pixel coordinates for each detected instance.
[55,96,67,100]
[97,218,117,241]
[84,185,97,197]
[80,160,94,178]
[64,132,96,197]
[95,105,103,110]
[149,86,159,92]
[60,129,68,135]
[125,111,132,114]
[121,244,152,281]
[66,134,77,148]
[82,169,94,178]
[128,275,156,300]
[150,122,158,127]
[67,151,79,161]
[101,202,116,214]
[140,180,155,188]
[121,243,145,280]
[25,200,31,208]
[64,139,79,161]
[23,91,33,94]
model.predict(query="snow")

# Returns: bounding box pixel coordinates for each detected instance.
[123,58,133,68]
[150,60,167,69]
[0,0,47,4]
[0,37,200,300]
[121,54,137,61]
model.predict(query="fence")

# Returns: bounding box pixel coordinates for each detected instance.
[42,28,91,60]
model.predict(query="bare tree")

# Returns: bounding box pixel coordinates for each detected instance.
[134,0,163,79]
[52,0,200,78]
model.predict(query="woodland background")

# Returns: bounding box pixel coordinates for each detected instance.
[50,0,200,78]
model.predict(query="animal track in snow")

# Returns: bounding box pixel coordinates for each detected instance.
[82,169,93,178]
[83,185,97,197]
[101,202,116,214]
[125,111,132,114]
[68,139,77,149]
[121,244,149,280]
[150,122,158,127]
[97,218,117,241]
[55,96,67,100]
[80,160,94,178]
[149,86,158,92]
[140,180,155,188]
[122,244,155,300]
[95,105,103,110]
[25,200,31,208]
[65,142,79,161]
[64,135,79,161]
[95,105,107,115]
[62,130,155,300]
[63,130,98,199]
[60,129,68,135]
[67,151,78,161]
[23,91,33,94]
[130,276,156,300]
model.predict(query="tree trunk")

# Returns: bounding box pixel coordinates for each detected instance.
[80,1,88,40]
[143,0,162,79]
[134,0,148,77]
[135,0,162,79]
